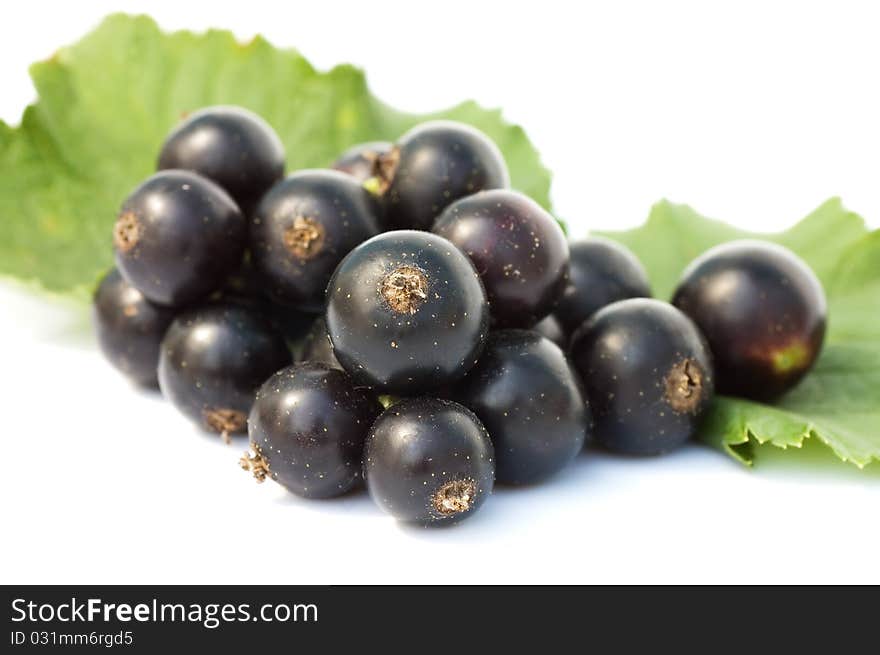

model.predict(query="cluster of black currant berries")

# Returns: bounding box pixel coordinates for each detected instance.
[94,106,828,526]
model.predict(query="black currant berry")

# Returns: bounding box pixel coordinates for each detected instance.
[241,363,382,498]
[92,268,175,387]
[157,106,285,215]
[113,170,246,307]
[672,240,826,402]
[158,303,291,440]
[570,299,714,455]
[371,121,510,230]
[250,170,381,311]
[456,330,590,485]
[554,237,652,335]
[364,398,495,525]
[300,316,341,369]
[532,315,567,348]
[326,230,489,393]
[332,141,394,182]
[433,189,569,327]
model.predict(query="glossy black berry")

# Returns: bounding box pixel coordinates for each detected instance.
[532,315,567,348]
[300,316,341,369]
[241,363,382,498]
[113,170,246,307]
[326,230,489,393]
[570,299,714,455]
[672,240,826,402]
[554,237,652,335]
[92,268,175,387]
[456,330,590,485]
[157,106,285,215]
[433,190,569,327]
[332,141,394,182]
[364,398,495,525]
[250,170,381,311]
[374,121,510,230]
[158,303,291,440]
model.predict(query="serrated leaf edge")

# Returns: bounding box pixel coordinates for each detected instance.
[717,411,875,470]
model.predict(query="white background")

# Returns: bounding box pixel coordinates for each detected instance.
[1,0,878,584]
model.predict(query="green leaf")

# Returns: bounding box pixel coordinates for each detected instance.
[600,198,880,468]
[0,14,552,297]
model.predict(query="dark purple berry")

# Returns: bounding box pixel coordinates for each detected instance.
[364,398,495,525]
[332,141,394,182]
[113,170,246,307]
[570,299,714,455]
[92,268,175,387]
[241,363,382,498]
[250,170,381,311]
[456,330,590,485]
[554,237,652,335]
[373,121,509,230]
[433,190,569,327]
[672,240,826,402]
[158,303,291,440]
[326,230,489,393]
[157,106,285,215]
